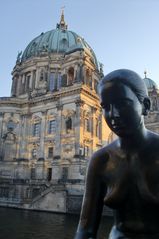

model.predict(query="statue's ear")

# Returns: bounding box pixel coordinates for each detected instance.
[142,97,151,115]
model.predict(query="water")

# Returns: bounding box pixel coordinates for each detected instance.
[0,207,113,239]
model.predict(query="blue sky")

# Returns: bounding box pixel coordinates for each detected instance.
[0,0,159,96]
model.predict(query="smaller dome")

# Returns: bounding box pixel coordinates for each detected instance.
[143,71,159,91]
[144,77,159,91]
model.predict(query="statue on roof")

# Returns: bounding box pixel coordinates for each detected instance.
[16,51,22,63]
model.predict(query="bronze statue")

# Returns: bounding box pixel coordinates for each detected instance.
[74,69,159,239]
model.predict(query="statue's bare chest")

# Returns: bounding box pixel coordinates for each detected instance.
[103,150,159,208]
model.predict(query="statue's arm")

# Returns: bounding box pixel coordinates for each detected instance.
[74,152,107,239]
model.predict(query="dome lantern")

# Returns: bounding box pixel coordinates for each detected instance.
[56,8,68,30]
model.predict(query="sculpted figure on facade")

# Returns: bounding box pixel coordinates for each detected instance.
[75,69,159,239]
[2,124,17,161]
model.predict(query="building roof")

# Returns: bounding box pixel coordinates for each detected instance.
[21,11,98,68]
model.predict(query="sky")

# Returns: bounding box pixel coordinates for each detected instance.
[0,0,159,96]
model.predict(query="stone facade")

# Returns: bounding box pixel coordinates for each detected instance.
[0,13,159,214]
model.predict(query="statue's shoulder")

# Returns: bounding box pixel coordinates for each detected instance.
[148,130,159,142]
[147,130,159,150]
[91,139,119,165]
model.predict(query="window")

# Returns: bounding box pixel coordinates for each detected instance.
[31,168,36,179]
[0,187,9,197]
[57,73,61,89]
[68,67,74,85]
[48,120,56,134]
[61,38,68,51]
[62,167,68,180]
[32,149,37,158]
[66,117,72,133]
[98,121,102,139]
[86,69,91,87]
[47,168,52,181]
[94,79,98,92]
[33,123,40,137]
[84,146,89,157]
[40,69,44,81]
[85,118,90,132]
[49,73,55,91]
[25,75,31,91]
[61,74,67,87]
[48,147,53,158]
[96,120,102,139]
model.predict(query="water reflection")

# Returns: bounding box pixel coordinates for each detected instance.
[0,207,113,239]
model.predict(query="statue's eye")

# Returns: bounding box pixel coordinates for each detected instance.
[100,103,110,111]
[116,100,132,109]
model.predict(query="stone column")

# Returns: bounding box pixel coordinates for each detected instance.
[39,111,47,159]
[11,77,17,96]
[54,103,63,159]
[83,65,86,84]
[19,113,30,159]
[92,106,97,152]
[0,113,4,159]
[29,71,34,89]
[35,69,39,89]
[18,114,25,158]
[22,74,25,94]
[74,99,85,156]
[17,75,22,96]
[91,71,95,90]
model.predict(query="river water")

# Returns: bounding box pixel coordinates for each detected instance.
[0,207,113,239]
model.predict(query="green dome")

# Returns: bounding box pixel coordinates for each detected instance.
[21,13,98,68]
[144,77,158,90]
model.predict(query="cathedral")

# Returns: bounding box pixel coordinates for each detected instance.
[0,12,159,213]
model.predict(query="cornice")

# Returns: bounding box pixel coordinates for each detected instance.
[0,85,100,109]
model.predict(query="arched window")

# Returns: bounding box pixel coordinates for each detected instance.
[68,67,74,85]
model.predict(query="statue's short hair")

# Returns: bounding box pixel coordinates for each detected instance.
[98,69,148,103]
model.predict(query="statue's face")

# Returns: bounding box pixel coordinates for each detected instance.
[100,82,143,137]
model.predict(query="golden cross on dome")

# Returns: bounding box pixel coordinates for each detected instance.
[61,6,65,13]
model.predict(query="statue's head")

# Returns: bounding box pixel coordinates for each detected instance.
[98,69,150,137]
